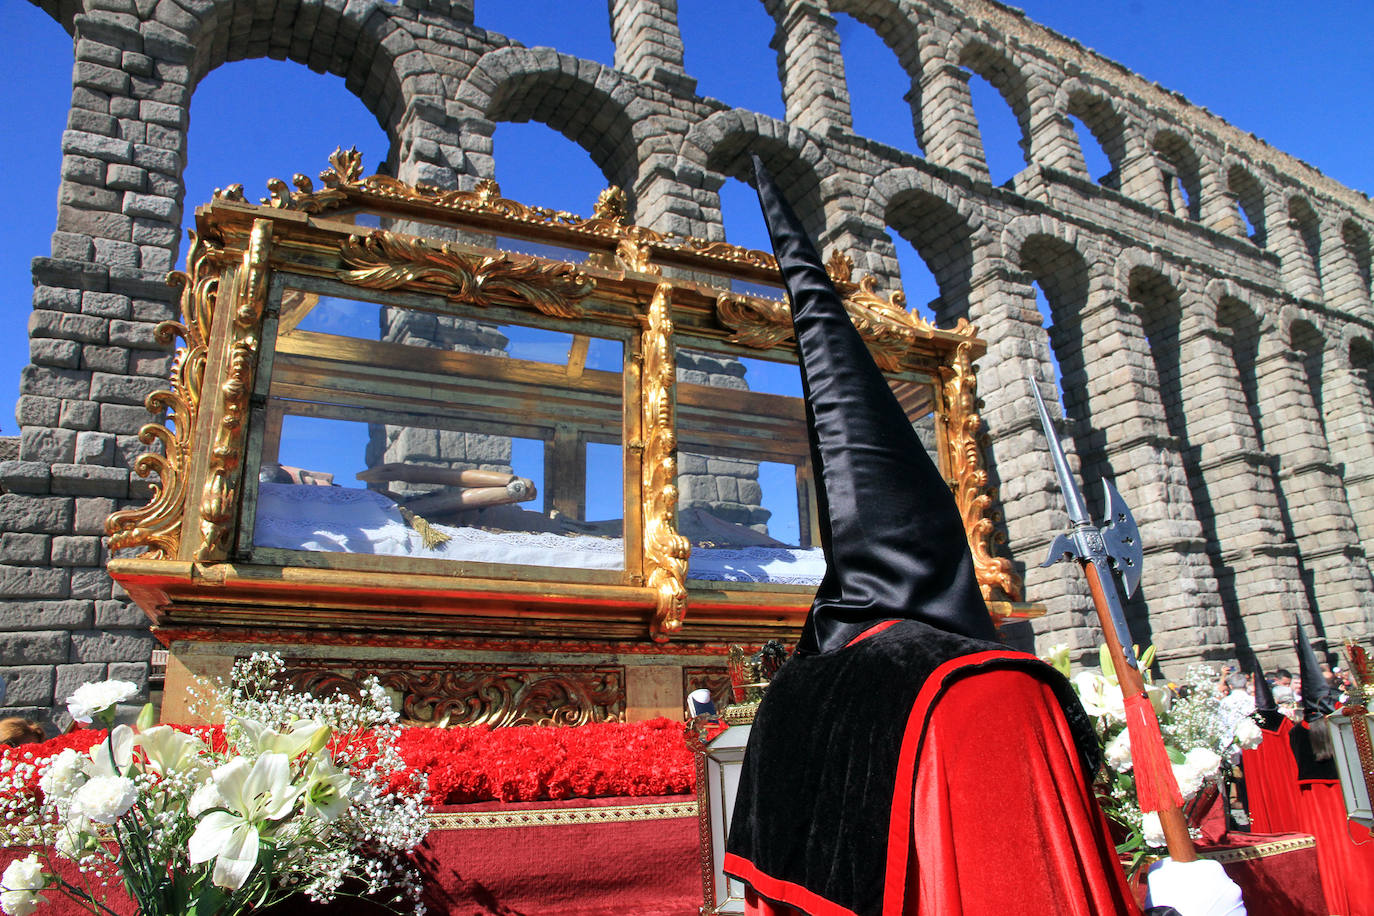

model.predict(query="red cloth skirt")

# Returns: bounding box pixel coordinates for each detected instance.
[1297,778,1374,916]
[1241,720,1301,834]
[744,667,1138,915]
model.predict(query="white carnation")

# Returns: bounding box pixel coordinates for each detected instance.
[66,679,139,724]
[1104,730,1133,772]
[38,748,87,800]
[1,853,45,916]
[1184,747,1222,776]
[1233,717,1264,750]
[1141,811,1166,848]
[71,775,138,824]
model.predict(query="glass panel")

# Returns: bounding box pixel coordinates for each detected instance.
[255,287,626,572]
[675,347,823,586]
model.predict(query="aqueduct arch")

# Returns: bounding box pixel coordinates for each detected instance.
[5,0,1373,724]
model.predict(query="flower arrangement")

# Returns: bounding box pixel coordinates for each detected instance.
[1043,644,1264,873]
[0,653,429,916]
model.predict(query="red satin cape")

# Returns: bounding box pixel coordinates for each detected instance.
[740,666,1137,915]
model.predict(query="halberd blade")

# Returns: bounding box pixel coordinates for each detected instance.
[1040,532,1077,569]
[1029,380,1090,527]
[1100,479,1143,598]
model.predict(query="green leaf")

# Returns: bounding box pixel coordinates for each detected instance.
[1139,644,1156,670]
[1099,644,1115,681]
[135,702,157,731]
[1166,745,1186,765]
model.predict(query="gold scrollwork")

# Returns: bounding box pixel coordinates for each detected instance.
[196,219,274,561]
[943,340,1022,602]
[278,661,624,728]
[715,293,792,350]
[105,235,220,558]
[337,230,594,320]
[642,283,691,641]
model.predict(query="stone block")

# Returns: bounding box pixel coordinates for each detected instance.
[0,495,74,535]
[30,338,82,369]
[131,219,178,248]
[139,246,173,273]
[122,193,176,220]
[69,629,152,664]
[74,431,117,465]
[107,320,160,348]
[82,345,130,374]
[0,631,68,665]
[69,568,112,600]
[0,599,94,630]
[15,395,61,427]
[31,256,108,292]
[100,403,157,434]
[19,427,77,464]
[121,51,154,76]
[82,291,132,318]
[50,231,95,261]
[106,163,146,191]
[0,533,50,566]
[94,600,145,628]
[59,400,101,431]
[0,666,56,707]
[0,462,50,494]
[51,536,102,568]
[59,181,120,211]
[0,440,15,462]
[60,154,105,184]
[90,372,164,405]
[73,498,117,535]
[50,464,128,498]
[93,237,141,271]
[33,286,83,313]
[129,350,171,376]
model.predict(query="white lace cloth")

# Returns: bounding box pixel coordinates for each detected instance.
[254,483,826,584]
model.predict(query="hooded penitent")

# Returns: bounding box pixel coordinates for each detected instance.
[1252,664,1286,732]
[723,158,1101,915]
[1295,619,1337,721]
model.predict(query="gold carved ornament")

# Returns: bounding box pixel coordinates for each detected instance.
[105,234,221,558]
[943,340,1023,602]
[197,219,274,562]
[278,661,623,728]
[642,283,692,641]
[336,230,594,320]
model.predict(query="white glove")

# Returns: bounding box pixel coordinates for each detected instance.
[1146,858,1246,916]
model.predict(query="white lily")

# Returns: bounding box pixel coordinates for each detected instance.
[187,753,303,890]
[301,757,354,823]
[231,716,330,760]
[136,726,208,778]
[88,725,135,779]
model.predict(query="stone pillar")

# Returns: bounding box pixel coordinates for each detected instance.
[1117,149,1165,210]
[1025,102,1085,178]
[1321,333,1374,562]
[1269,205,1324,303]
[964,269,1096,659]
[395,98,467,189]
[1205,186,1247,240]
[609,0,695,92]
[1172,306,1310,659]
[1069,288,1228,665]
[1252,324,1374,633]
[1,8,194,727]
[772,0,852,135]
[1320,223,1373,316]
[917,62,988,182]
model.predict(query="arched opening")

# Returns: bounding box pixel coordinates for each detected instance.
[958,42,1032,186]
[3,3,72,432]
[679,0,786,121]
[184,58,392,265]
[1290,319,1326,433]
[884,189,974,327]
[1343,220,1372,298]
[476,0,614,66]
[1152,130,1201,220]
[1227,165,1266,245]
[491,121,614,215]
[1065,91,1125,189]
[1352,338,1374,409]
[708,138,826,243]
[1018,236,1091,422]
[831,10,922,155]
[1288,196,1323,291]
[889,235,939,326]
[717,175,771,252]
[1216,298,1265,448]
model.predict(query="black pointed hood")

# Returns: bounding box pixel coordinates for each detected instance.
[1296,619,1336,721]
[1252,664,1285,732]
[751,156,997,654]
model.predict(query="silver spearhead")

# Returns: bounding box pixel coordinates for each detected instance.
[1029,379,1143,669]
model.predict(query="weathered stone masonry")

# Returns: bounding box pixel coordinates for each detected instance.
[4,0,1373,725]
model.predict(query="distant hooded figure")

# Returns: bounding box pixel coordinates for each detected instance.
[723,157,1139,916]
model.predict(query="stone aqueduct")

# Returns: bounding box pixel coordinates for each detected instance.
[4,0,1374,723]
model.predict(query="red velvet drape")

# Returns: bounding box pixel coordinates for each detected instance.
[1296,779,1374,916]
[1241,720,1300,834]
[745,668,1137,915]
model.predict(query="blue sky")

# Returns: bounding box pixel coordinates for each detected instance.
[2,0,1371,435]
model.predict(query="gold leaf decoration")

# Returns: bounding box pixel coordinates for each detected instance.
[105,235,220,557]
[337,230,594,320]
[196,219,274,562]
[642,283,691,641]
[715,293,792,350]
[944,340,1022,602]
